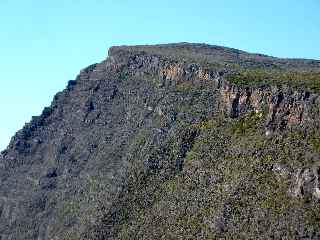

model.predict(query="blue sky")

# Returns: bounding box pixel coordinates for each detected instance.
[0,0,319,150]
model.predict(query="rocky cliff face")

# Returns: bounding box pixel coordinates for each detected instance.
[1,43,320,239]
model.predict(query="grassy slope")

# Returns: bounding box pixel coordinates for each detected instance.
[91,47,320,238]
[225,69,320,92]
[117,107,320,239]
[63,44,320,239]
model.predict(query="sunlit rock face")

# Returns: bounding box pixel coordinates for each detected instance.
[1,43,320,240]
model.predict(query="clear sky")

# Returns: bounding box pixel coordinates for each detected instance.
[0,0,319,150]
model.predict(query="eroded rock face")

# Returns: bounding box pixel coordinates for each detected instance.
[290,167,320,201]
[220,83,319,130]
[1,43,320,240]
[107,48,320,132]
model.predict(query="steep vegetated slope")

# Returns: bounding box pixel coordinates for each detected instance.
[1,43,320,239]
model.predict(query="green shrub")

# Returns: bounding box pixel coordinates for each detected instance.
[226,69,320,92]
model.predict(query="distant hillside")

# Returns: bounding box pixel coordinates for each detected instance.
[1,43,320,240]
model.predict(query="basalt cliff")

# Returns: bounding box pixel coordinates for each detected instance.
[1,43,320,239]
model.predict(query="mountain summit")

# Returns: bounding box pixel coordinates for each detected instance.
[1,43,320,239]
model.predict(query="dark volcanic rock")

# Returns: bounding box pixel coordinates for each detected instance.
[1,43,320,240]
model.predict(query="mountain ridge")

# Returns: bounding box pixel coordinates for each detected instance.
[110,42,320,61]
[108,43,320,70]
[1,43,320,239]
